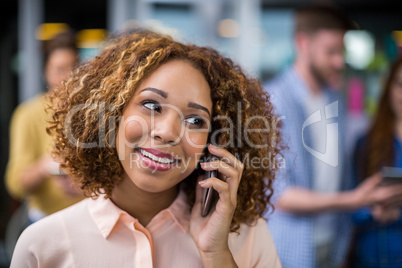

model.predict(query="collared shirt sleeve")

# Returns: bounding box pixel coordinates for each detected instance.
[11,212,73,268]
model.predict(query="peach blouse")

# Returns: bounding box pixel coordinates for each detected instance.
[11,190,281,267]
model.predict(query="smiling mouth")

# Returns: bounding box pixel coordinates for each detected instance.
[138,148,179,165]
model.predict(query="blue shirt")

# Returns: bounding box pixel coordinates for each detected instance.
[352,136,402,268]
[264,67,354,268]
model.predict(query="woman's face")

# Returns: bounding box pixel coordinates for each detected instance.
[390,65,402,120]
[45,48,77,89]
[116,60,212,194]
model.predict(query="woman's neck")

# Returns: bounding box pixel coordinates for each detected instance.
[111,176,179,227]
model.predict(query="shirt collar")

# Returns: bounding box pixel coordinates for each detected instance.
[88,189,191,239]
[88,194,126,238]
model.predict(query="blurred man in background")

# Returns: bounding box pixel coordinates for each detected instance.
[5,31,84,227]
[264,4,402,268]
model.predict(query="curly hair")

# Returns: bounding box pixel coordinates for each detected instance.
[47,29,282,232]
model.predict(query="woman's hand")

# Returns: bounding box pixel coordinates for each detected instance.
[190,144,243,268]
[371,205,401,224]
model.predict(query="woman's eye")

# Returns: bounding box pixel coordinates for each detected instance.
[142,100,162,113]
[185,116,207,129]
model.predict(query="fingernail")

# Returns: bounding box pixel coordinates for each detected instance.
[199,180,206,186]
[209,144,217,151]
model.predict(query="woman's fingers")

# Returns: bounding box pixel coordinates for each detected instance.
[199,177,235,211]
[207,145,244,174]
[195,175,204,205]
[198,145,244,211]
[201,160,239,181]
[201,160,240,200]
[372,205,401,224]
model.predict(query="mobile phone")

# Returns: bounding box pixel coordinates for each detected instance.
[380,166,402,185]
[201,154,219,217]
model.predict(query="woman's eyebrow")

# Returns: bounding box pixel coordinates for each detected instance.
[140,87,168,98]
[188,102,211,118]
[140,87,210,117]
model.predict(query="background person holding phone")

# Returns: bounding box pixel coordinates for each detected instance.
[11,30,282,267]
[350,56,402,267]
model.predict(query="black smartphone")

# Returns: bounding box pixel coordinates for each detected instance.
[201,154,219,217]
[380,166,402,186]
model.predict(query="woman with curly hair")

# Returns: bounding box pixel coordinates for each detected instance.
[11,30,282,267]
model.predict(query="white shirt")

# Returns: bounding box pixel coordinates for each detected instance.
[303,92,341,246]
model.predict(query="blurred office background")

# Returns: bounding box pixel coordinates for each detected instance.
[0,0,401,266]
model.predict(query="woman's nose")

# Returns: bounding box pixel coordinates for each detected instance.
[151,113,182,145]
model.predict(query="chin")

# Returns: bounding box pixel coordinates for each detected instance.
[134,179,170,193]
[129,170,181,193]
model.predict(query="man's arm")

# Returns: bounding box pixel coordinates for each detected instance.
[276,174,402,214]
